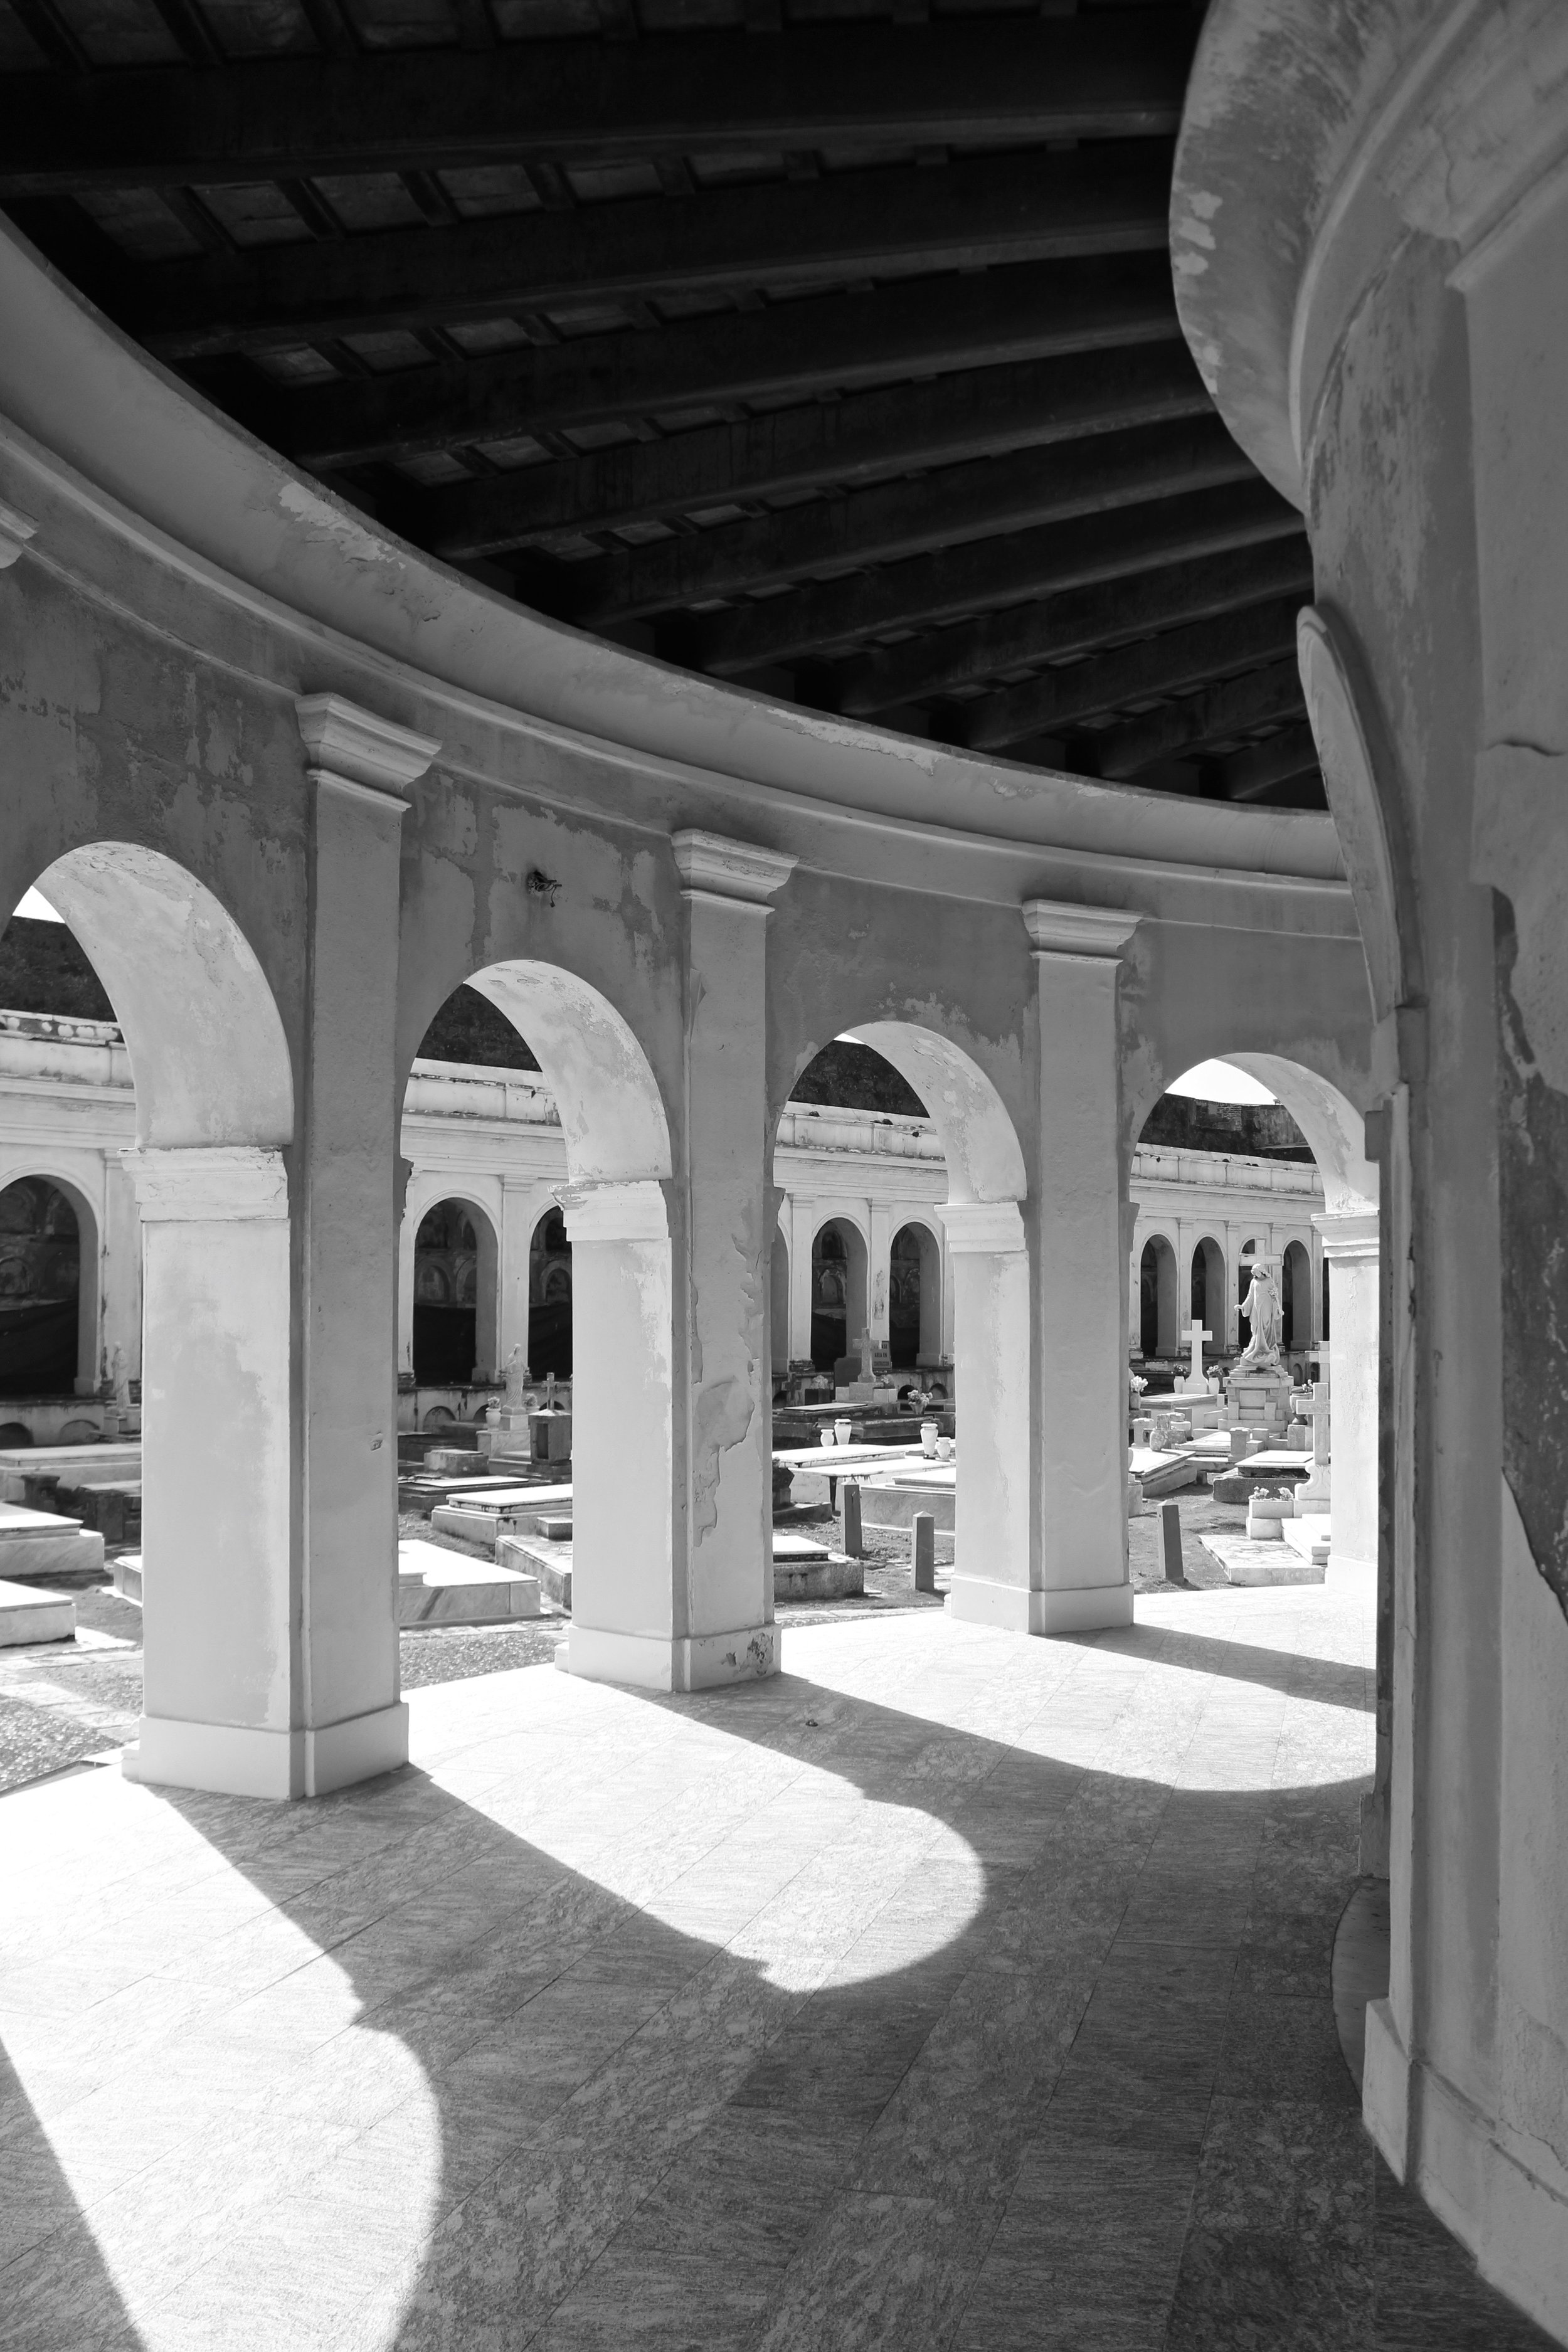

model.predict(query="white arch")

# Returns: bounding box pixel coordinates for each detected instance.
[1222,1054,1377,1215]
[855,1022,1026,1204]
[36,844,293,1149]
[467,961,670,1184]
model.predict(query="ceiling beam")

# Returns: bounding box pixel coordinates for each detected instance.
[418,341,1212,559]
[248,252,1180,469]
[0,15,1196,196]
[1220,724,1321,802]
[1094,657,1306,778]
[558,417,1251,628]
[126,144,1174,358]
[691,480,1303,677]
[963,596,1306,751]
[834,536,1315,715]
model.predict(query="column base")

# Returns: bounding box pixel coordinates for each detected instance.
[122,1702,409,1801]
[1327,1550,1377,1594]
[945,1574,1135,1636]
[1364,2000,1568,2342]
[562,1623,780,1691]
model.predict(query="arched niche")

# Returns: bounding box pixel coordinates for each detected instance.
[889,1218,942,1370]
[1282,1237,1314,1353]
[1191,1234,1226,1350]
[529,1204,572,1380]
[810,1214,869,1373]
[0,1168,98,1399]
[1140,1232,1180,1357]
[411,1194,499,1385]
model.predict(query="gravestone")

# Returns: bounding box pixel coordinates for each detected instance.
[1160,1500,1184,1582]
[842,1480,864,1558]
[1183,1321,1210,1392]
[912,1512,936,1593]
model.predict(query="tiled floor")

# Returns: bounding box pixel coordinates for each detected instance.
[0,1584,1555,2349]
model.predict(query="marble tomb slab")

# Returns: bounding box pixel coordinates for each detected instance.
[397,1540,542,1624]
[772,1532,864,1601]
[0,1575,75,1645]
[1201,1528,1327,1587]
[0,1501,105,1579]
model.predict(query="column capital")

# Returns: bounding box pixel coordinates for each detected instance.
[122,1145,289,1222]
[936,1199,1027,1256]
[295,693,440,808]
[1313,1207,1379,1259]
[556,1177,669,1244]
[671,829,798,909]
[0,498,37,570]
[1022,898,1142,960]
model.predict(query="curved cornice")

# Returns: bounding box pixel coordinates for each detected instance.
[0,214,1348,908]
[1173,0,1568,513]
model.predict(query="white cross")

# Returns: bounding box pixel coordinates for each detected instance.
[1185,1321,1210,1389]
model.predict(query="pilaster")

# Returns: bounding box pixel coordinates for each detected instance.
[671,829,797,1687]
[295,693,439,1782]
[1024,898,1142,1633]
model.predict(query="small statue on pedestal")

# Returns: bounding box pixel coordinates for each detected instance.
[1236,1263,1283,1370]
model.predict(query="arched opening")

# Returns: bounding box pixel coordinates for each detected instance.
[454,958,672,1688]
[1282,1237,1313,1352]
[529,1206,573,1380]
[810,1216,869,1373]
[889,1221,940,1369]
[1140,1234,1180,1356]
[25,842,295,1795]
[0,1174,91,1397]
[787,1019,1028,1628]
[1190,1235,1224,1352]
[412,1197,499,1384]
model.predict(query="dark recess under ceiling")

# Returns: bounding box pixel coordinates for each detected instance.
[1,0,1322,810]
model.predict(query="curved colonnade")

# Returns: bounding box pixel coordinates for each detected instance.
[0,220,1372,1778]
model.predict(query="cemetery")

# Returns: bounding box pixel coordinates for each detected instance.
[2,6,1567,2341]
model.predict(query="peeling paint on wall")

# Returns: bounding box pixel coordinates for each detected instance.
[1495,895,1568,1623]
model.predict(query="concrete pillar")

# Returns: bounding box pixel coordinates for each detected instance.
[294,693,438,1792]
[121,1146,294,1794]
[472,1205,499,1380]
[868,1198,893,1357]
[100,1150,142,1391]
[670,829,797,1685]
[937,1199,1031,1626]
[1026,898,1141,1633]
[1315,1209,1378,1584]
[556,1177,675,1682]
[788,1192,815,1366]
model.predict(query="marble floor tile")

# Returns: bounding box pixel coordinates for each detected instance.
[0,1596,1547,2351]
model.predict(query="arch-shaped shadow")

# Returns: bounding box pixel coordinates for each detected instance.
[0,1600,1453,2352]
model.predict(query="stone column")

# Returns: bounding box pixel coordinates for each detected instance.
[295,692,439,1791]
[788,1192,817,1370]
[122,1146,295,1795]
[99,1149,142,1393]
[670,830,797,1687]
[1026,898,1142,1633]
[868,1198,893,1361]
[1314,1208,1379,1584]
[938,1199,1032,1624]
[556,1177,675,1683]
